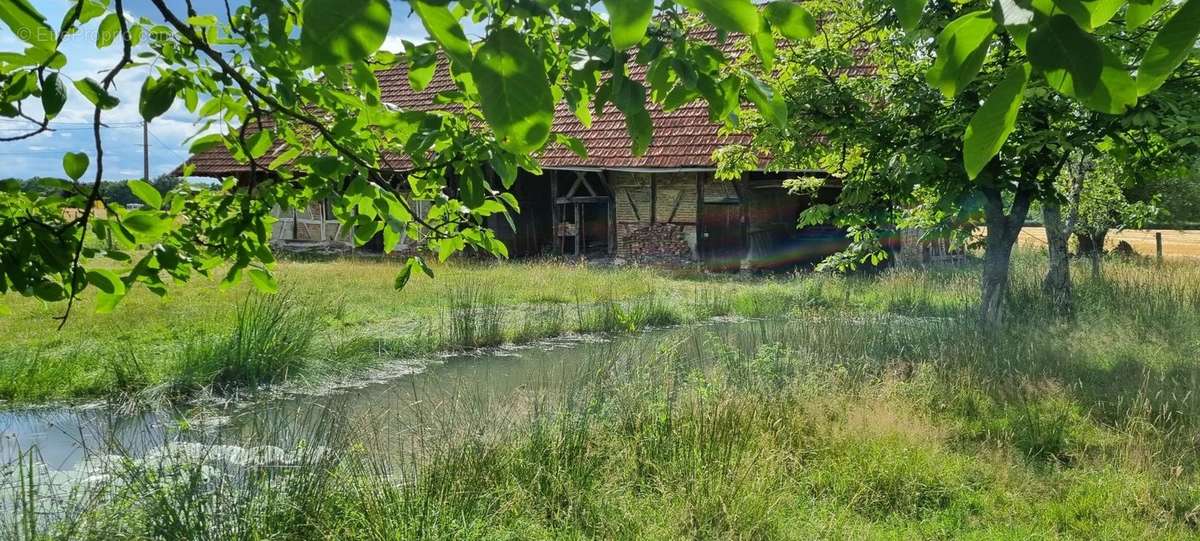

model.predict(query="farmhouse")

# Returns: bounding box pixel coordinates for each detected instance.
[181,32,863,271]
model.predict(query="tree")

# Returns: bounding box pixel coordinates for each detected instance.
[1060,154,1165,278]
[3,0,1198,327]
[0,0,805,323]
[720,0,1200,325]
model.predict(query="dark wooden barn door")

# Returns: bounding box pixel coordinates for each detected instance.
[700,202,745,271]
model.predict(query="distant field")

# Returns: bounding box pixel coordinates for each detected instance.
[1018,227,1200,258]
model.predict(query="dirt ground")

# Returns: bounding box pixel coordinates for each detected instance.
[1017,228,1200,259]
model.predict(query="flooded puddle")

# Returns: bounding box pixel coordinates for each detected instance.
[1,321,764,473]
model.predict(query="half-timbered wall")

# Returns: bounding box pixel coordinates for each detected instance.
[611,171,704,262]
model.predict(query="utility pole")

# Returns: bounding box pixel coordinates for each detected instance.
[142,121,150,183]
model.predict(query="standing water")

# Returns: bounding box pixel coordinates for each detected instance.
[0,320,767,474]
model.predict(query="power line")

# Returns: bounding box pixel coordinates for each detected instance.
[0,120,146,127]
[146,127,188,163]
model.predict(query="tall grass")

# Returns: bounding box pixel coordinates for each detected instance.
[10,292,1200,538]
[442,285,506,349]
[6,253,1200,537]
[175,292,320,392]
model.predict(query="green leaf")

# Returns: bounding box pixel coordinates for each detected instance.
[1137,0,1200,96]
[139,75,177,122]
[73,77,119,109]
[96,12,119,47]
[964,63,1030,179]
[71,0,108,25]
[353,216,382,246]
[414,256,434,278]
[490,153,518,188]
[41,72,67,119]
[1028,15,1136,114]
[188,133,225,154]
[127,179,163,208]
[382,223,401,253]
[33,281,67,302]
[992,0,1035,48]
[1127,0,1168,30]
[122,210,170,239]
[247,130,273,159]
[63,152,88,180]
[891,0,926,30]
[626,109,653,156]
[764,1,816,39]
[412,0,472,68]
[471,28,554,155]
[393,261,413,290]
[750,31,775,72]
[1032,0,1124,30]
[677,0,761,34]
[697,75,740,122]
[0,0,55,52]
[611,73,654,155]
[556,134,588,159]
[405,41,439,91]
[300,0,391,66]
[605,0,654,50]
[248,269,279,294]
[186,14,218,28]
[95,290,124,313]
[86,269,125,295]
[268,146,301,170]
[926,10,996,98]
[745,74,787,128]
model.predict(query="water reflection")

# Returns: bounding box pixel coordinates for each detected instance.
[1,324,756,472]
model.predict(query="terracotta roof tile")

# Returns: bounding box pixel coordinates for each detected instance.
[181,27,873,176]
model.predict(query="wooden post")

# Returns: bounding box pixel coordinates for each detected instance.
[595,171,617,255]
[574,203,582,256]
[649,173,657,224]
[696,173,705,260]
[550,171,560,255]
[319,199,327,242]
[1156,232,1163,265]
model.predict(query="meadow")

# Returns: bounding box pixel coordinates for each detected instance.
[0,258,769,402]
[4,252,1200,538]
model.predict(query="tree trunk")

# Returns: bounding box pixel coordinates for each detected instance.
[1076,229,1107,279]
[980,187,1034,327]
[1042,200,1073,317]
[981,229,1015,327]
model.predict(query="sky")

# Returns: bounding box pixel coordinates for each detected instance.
[0,0,438,181]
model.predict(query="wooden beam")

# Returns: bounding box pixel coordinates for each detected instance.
[601,171,616,255]
[574,203,582,256]
[623,189,641,221]
[737,173,749,266]
[696,172,705,260]
[666,189,684,223]
[557,196,609,204]
[650,174,657,224]
[550,170,560,255]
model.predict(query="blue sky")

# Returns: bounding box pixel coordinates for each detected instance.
[0,0,437,181]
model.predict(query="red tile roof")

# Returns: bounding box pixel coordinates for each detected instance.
[182,27,874,177]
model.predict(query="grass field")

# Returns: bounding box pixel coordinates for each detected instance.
[0,257,824,402]
[1018,227,1200,258]
[6,252,1200,539]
